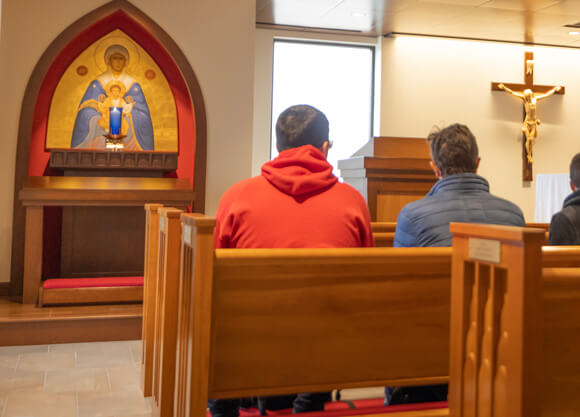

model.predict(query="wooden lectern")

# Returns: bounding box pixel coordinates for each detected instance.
[338,137,437,222]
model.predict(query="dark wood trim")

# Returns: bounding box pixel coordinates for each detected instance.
[11,0,207,297]
[0,283,10,296]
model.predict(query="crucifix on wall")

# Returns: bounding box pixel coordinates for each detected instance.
[491,52,564,181]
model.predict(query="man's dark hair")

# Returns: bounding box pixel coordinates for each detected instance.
[276,105,329,152]
[570,153,580,188]
[427,123,479,177]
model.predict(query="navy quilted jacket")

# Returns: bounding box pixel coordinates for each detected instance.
[394,173,525,247]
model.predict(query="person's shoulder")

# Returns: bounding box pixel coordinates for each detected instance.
[332,182,367,203]
[483,193,525,224]
[548,209,577,244]
[550,210,566,223]
[334,181,360,193]
[222,176,264,197]
[394,197,432,247]
[487,193,524,213]
[557,205,580,226]
[216,176,265,215]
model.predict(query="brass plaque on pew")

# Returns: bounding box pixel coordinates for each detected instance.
[469,237,501,264]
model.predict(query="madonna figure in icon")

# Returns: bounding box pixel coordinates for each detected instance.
[70,44,154,150]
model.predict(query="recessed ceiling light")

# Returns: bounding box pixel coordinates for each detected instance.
[570,31,580,35]
[351,11,367,17]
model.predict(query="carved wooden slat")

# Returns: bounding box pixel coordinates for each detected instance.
[449,223,544,417]
[152,213,167,403]
[174,224,193,417]
[141,203,163,397]
[151,207,182,417]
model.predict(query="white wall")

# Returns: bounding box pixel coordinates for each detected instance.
[381,35,579,221]
[0,0,255,282]
[253,28,379,176]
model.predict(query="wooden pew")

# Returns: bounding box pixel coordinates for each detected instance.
[174,214,216,417]
[527,222,550,243]
[448,223,580,417]
[370,222,549,247]
[151,207,183,417]
[174,214,452,417]
[143,216,572,417]
[141,203,163,397]
[371,222,396,247]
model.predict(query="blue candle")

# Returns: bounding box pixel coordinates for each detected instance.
[109,107,123,136]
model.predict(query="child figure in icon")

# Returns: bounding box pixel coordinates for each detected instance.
[95,81,135,137]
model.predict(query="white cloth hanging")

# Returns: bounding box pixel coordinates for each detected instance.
[534,174,571,222]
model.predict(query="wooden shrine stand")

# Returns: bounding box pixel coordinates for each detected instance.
[339,137,437,221]
[19,150,194,305]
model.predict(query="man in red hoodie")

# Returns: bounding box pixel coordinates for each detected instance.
[210,105,374,417]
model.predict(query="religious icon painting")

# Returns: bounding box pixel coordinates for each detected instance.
[46,29,178,152]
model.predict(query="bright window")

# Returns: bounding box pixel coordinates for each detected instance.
[271,40,375,177]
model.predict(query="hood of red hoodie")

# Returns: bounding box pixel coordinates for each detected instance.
[261,145,338,198]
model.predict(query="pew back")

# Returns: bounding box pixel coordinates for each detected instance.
[527,222,550,243]
[177,214,452,416]
[210,246,451,398]
[449,223,580,417]
[540,264,580,417]
[371,222,396,247]
[370,222,550,248]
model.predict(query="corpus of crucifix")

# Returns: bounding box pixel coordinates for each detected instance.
[491,51,565,181]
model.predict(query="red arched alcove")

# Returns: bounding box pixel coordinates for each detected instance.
[10,0,207,295]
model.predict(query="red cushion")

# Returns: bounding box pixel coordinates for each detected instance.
[326,398,385,410]
[43,276,144,289]
[210,400,448,417]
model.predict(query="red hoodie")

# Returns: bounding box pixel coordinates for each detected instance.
[214,145,374,249]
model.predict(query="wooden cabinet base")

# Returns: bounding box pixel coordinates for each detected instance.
[38,286,143,307]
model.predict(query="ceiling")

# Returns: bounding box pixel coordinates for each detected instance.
[256,0,580,47]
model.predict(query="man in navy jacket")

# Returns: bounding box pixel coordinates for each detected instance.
[394,123,525,248]
[388,123,525,405]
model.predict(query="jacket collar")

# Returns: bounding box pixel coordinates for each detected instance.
[427,173,489,196]
[563,189,580,208]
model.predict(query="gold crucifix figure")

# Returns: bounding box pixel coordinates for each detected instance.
[492,51,565,181]
[497,82,561,164]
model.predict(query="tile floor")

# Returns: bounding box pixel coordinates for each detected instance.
[0,340,151,417]
[0,340,383,417]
